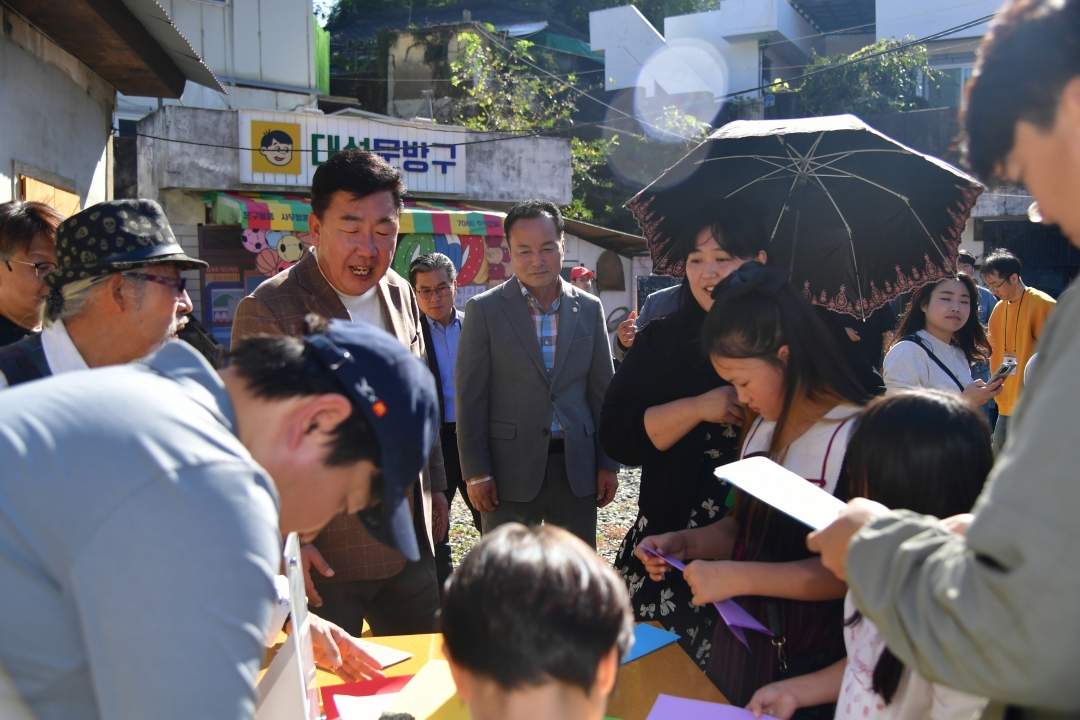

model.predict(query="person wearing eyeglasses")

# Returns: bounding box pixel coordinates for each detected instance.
[0,199,202,388]
[409,252,482,592]
[0,200,63,347]
[979,249,1056,452]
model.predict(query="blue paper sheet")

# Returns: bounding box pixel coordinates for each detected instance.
[622,623,680,664]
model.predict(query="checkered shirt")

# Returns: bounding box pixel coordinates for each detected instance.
[521,281,564,439]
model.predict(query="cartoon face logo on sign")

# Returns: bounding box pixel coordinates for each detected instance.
[251,121,302,175]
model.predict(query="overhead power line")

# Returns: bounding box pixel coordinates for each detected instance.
[119,10,998,154]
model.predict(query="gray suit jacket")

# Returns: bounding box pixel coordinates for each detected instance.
[455,276,619,502]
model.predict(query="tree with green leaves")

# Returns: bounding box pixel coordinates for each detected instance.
[792,39,937,117]
[451,28,624,224]
[450,28,710,229]
[327,0,720,36]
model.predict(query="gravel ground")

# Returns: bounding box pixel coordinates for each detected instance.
[447,467,641,568]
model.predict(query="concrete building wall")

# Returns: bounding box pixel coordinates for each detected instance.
[464,134,573,205]
[877,0,997,42]
[590,6,666,92]
[387,31,464,121]
[1,11,114,206]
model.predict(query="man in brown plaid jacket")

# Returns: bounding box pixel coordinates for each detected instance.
[232,150,448,637]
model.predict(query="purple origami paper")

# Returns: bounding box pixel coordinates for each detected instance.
[640,546,773,649]
[645,693,778,719]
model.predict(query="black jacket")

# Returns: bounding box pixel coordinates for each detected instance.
[599,299,740,534]
[419,314,446,421]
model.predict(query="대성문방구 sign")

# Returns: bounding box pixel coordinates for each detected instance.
[239,109,466,194]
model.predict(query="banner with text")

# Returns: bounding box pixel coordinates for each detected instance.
[239,110,467,193]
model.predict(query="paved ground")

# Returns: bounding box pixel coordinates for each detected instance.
[447,467,641,567]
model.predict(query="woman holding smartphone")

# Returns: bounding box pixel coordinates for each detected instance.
[883,275,1004,407]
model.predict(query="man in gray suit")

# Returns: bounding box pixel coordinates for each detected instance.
[455,200,619,547]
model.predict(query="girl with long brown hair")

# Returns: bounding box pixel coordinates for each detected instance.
[884,275,1003,406]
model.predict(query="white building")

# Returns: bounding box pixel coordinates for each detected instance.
[589,0,840,121]
[115,0,326,128]
[1,0,218,210]
[876,0,1000,108]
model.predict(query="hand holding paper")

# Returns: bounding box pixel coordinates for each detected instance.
[714,457,846,530]
[640,546,772,649]
[805,497,889,581]
[635,533,690,582]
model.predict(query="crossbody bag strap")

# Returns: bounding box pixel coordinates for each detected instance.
[904,334,965,392]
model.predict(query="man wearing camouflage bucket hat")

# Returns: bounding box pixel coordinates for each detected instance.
[0,199,205,388]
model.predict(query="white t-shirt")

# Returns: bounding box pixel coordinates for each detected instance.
[741,404,861,495]
[837,592,987,720]
[312,248,387,330]
[883,330,972,395]
[334,285,386,330]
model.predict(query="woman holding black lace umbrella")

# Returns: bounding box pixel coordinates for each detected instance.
[599,201,767,668]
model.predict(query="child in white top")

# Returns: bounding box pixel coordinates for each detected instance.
[883,276,1002,407]
[636,264,870,709]
[747,390,993,720]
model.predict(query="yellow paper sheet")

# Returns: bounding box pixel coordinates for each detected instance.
[381,660,471,720]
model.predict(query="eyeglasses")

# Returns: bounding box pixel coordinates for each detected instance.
[416,285,453,300]
[984,276,1009,292]
[3,258,57,277]
[122,272,188,295]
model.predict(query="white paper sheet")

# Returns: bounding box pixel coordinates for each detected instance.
[356,640,413,669]
[333,692,398,720]
[714,456,847,530]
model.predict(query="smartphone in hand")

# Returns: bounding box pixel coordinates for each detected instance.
[989,361,1016,383]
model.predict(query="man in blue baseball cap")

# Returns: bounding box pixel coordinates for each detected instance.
[0,314,438,720]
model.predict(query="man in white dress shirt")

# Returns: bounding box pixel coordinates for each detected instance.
[0,199,201,388]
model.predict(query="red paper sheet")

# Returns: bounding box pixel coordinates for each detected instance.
[320,675,416,720]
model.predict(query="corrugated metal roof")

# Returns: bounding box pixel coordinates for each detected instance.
[4,0,222,97]
[118,0,224,93]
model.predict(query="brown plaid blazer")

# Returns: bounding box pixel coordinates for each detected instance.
[232,248,446,582]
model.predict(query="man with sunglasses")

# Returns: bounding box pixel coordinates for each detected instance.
[409,252,482,591]
[0,200,63,347]
[0,199,201,388]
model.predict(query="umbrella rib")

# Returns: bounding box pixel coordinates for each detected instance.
[801,149,915,160]
[805,152,868,319]
[769,173,804,242]
[724,164,797,199]
[699,154,795,163]
[807,166,946,261]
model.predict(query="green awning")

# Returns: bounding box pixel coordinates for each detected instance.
[528,31,604,63]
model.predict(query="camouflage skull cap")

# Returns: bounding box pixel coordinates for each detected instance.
[48,199,207,289]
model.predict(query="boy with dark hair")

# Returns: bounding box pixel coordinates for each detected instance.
[807,0,1080,716]
[440,523,634,720]
[979,249,1055,450]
